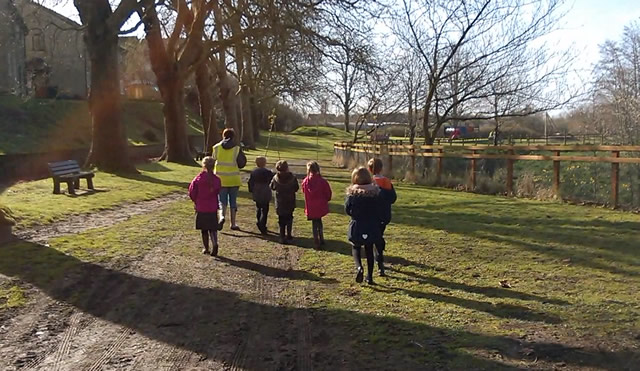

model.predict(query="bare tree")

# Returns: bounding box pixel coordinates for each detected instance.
[593,22,640,145]
[324,29,377,133]
[72,0,153,171]
[401,52,426,144]
[394,0,576,144]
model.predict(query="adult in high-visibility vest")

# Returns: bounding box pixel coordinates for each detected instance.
[213,128,247,230]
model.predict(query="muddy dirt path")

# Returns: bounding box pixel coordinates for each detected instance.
[13,192,187,243]
[1,212,319,370]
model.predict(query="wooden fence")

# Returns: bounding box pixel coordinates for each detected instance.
[334,141,640,208]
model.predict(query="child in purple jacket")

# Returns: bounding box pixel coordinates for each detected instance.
[189,157,222,256]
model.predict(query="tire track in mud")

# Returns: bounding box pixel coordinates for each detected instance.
[2,301,72,370]
[50,312,85,371]
[86,328,132,371]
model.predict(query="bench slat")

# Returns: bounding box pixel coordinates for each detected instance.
[51,165,81,172]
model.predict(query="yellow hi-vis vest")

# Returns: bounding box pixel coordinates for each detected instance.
[213,143,242,187]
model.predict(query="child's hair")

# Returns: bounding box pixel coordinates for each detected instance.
[368,158,383,175]
[202,156,215,171]
[351,167,372,185]
[255,156,267,168]
[222,128,235,140]
[275,160,289,173]
[307,161,320,175]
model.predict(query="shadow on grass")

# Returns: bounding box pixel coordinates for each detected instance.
[63,189,109,198]
[137,162,175,172]
[216,256,338,284]
[392,206,640,277]
[0,241,637,370]
[116,172,191,189]
[387,267,569,306]
[371,283,562,324]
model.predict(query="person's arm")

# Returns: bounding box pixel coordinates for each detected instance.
[294,177,300,192]
[344,196,352,216]
[270,178,277,191]
[390,185,397,204]
[188,179,198,202]
[248,172,254,193]
[326,179,333,201]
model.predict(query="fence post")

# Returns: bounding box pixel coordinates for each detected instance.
[380,143,390,177]
[470,149,477,190]
[611,151,620,209]
[437,148,443,183]
[553,150,561,198]
[388,146,393,178]
[410,145,416,178]
[506,149,514,196]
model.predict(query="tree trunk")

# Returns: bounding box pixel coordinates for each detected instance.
[78,2,133,173]
[144,4,192,163]
[218,73,241,137]
[161,80,192,163]
[195,63,219,151]
[408,89,415,145]
[344,106,350,133]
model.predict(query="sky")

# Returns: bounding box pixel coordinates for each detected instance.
[48,0,640,83]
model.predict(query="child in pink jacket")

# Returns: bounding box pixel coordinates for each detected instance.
[302,161,332,248]
[189,157,222,256]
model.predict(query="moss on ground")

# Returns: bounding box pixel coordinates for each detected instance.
[0,285,26,309]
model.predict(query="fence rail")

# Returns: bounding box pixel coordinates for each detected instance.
[334,141,640,208]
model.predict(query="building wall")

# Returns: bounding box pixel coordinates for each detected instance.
[15,0,88,98]
[0,1,26,95]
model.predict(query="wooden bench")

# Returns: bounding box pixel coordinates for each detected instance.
[47,160,95,195]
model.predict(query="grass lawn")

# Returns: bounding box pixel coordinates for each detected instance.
[1,127,639,368]
[0,162,199,228]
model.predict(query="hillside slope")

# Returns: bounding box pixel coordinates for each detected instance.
[0,96,203,154]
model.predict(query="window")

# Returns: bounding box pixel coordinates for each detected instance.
[32,30,45,52]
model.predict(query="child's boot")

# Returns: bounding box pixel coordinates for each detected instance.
[365,246,376,284]
[286,220,293,242]
[209,230,219,257]
[352,246,364,283]
[201,230,210,254]
[377,245,386,277]
[279,224,287,244]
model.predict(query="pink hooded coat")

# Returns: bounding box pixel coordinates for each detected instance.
[302,174,332,219]
[189,171,222,213]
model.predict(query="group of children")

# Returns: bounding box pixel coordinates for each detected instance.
[188,155,396,284]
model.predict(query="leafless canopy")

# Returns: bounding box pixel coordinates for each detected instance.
[393,0,578,143]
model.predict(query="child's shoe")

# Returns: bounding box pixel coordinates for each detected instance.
[355,266,364,283]
[366,276,375,285]
[218,217,225,231]
[202,247,209,255]
[378,265,386,277]
[210,244,218,257]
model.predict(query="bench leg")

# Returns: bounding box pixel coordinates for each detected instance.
[87,177,94,190]
[67,181,76,195]
[53,180,60,194]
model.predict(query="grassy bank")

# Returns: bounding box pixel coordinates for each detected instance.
[0,96,203,154]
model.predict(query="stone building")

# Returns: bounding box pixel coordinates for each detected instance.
[14,0,88,98]
[0,0,27,95]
